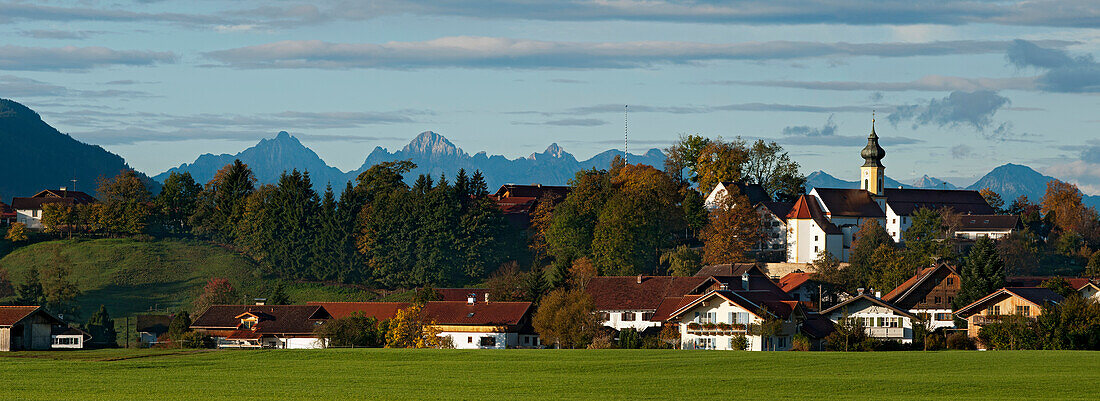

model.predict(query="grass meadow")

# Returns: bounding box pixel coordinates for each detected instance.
[2,349,1097,400]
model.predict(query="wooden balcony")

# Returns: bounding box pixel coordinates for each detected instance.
[865,327,904,338]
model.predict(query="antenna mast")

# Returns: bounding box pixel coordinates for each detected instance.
[624,105,629,164]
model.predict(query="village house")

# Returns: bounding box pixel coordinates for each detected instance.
[0,200,15,226]
[492,184,571,229]
[820,292,919,343]
[954,287,1064,343]
[953,215,1019,240]
[880,263,962,330]
[703,183,791,261]
[11,188,97,230]
[312,297,538,349]
[776,272,848,310]
[189,304,332,349]
[586,275,708,332]
[1077,281,1100,302]
[136,314,173,347]
[780,123,1006,264]
[1,306,75,351]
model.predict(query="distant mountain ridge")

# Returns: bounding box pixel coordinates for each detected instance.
[804,171,911,190]
[157,131,667,191]
[0,98,158,200]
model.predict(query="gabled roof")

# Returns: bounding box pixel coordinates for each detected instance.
[758,201,794,223]
[1007,277,1094,290]
[881,263,959,305]
[883,188,994,216]
[811,188,885,217]
[422,301,532,326]
[190,305,331,334]
[778,272,815,293]
[11,189,97,210]
[586,276,708,311]
[0,306,63,327]
[820,294,919,321]
[494,184,571,199]
[52,326,92,340]
[786,195,842,234]
[956,215,1019,231]
[135,314,172,334]
[717,182,773,205]
[32,189,97,203]
[308,302,411,320]
[693,262,761,278]
[494,197,537,215]
[954,287,1065,318]
[650,296,694,322]
[433,288,491,302]
[666,290,802,321]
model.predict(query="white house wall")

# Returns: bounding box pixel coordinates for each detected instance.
[439,331,514,349]
[825,300,914,343]
[15,209,43,230]
[677,298,795,351]
[601,310,660,332]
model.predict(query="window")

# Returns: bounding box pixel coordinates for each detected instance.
[599,312,610,321]
[934,296,942,304]
[524,336,530,345]
[864,179,868,189]
[814,246,819,252]
[892,218,896,224]
[480,337,496,347]
[776,337,787,349]
[468,336,473,343]
[935,313,952,321]
[946,277,954,285]
[987,305,1001,315]
[814,235,819,241]
[1016,305,1031,316]
[948,297,954,305]
[641,312,654,321]
[622,312,635,321]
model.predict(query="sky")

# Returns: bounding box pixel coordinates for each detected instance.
[3,0,1100,193]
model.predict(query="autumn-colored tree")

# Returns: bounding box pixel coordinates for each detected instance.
[192,278,238,314]
[1087,251,1100,278]
[702,188,761,265]
[664,134,711,185]
[567,257,597,288]
[527,192,562,265]
[532,288,600,349]
[1041,180,1098,236]
[5,222,28,242]
[695,138,749,193]
[591,164,680,276]
[979,188,1005,213]
[40,202,76,237]
[41,262,80,317]
[743,139,805,201]
[386,303,447,348]
[484,261,543,302]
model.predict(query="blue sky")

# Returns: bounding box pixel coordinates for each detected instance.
[3,0,1100,193]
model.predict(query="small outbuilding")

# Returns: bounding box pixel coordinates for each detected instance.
[1,306,68,351]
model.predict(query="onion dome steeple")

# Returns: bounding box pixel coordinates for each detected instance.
[861,118,885,168]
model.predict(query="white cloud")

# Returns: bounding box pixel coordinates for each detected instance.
[0,45,176,71]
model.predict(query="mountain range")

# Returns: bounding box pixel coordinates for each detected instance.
[0,99,158,200]
[806,165,1100,208]
[156,131,667,192]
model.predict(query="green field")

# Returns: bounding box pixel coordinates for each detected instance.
[0,238,375,318]
[1,349,1096,400]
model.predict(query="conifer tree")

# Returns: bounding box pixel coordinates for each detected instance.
[86,305,117,347]
[954,236,1006,309]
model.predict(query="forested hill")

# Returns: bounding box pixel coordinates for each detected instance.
[157,131,667,191]
[0,98,157,200]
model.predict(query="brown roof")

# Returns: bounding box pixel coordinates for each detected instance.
[190,305,331,334]
[800,313,835,339]
[718,182,773,205]
[666,290,802,321]
[778,272,815,293]
[820,294,919,320]
[586,276,709,311]
[11,189,97,210]
[135,314,173,334]
[494,184,571,199]
[957,215,1019,231]
[1006,277,1095,289]
[883,188,994,215]
[693,263,759,278]
[955,287,1064,317]
[812,188,885,217]
[422,301,532,326]
[881,263,958,305]
[0,306,45,326]
[786,195,842,234]
[494,197,537,215]
[11,196,77,210]
[650,297,692,322]
[307,302,410,320]
[759,201,794,222]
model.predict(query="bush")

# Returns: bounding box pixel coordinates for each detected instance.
[924,332,945,351]
[617,328,642,349]
[946,332,976,350]
[791,333,812,351]
[730,334,748,351]
[178,331,214,348]
[587,331,613,349]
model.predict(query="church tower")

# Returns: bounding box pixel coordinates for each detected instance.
[860,118,886,196]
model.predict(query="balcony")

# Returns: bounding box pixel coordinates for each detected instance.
[972,315,1010,325]
[685,323,748,335]
[865,327,904,339]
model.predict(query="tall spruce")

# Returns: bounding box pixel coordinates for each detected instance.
[85,305,117,347]
[191,160,255,242]
[954,236,1006,309]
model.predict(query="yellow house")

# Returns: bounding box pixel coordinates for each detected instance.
[953,287,1064,341]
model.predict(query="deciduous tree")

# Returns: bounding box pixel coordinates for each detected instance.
[702,188,761,265]
[192,278,238,314]
[5,222,27,242]
[531,288,599,349]
[155,172,202,234]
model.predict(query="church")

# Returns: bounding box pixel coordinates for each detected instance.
[783,122,998,263]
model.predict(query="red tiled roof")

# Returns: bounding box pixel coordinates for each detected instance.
[650,296,691,322]
[307,302,410,320]
[422,301,532,326]
[786,195,842,234]
[778,272,814,293]
[586,276,709,311]
[820,294,918,320]
[0,306,42,326]
[880,264,959,305]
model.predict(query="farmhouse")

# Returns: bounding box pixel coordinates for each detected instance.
[777,272,848,310]
[820,293,919,343]
[660,283,807,351]
[0,306,69,351]
[1077,281,1100,302]
[136,314,173,347]
[954,287,1064,341]
[11,188,97,230]
[586,275,707,332]
[0,200,14,226]
[190,305,332,349]
[880,263,961,330]
[954,215,1019,240]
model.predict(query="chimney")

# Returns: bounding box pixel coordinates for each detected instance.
[719,283,728,291]
[857,288,865,296]
[741,272,750,290]
[484,293,490,304]
[637,275,643,284]
[254,298,267,306]
[875,291,882,298]
[467,293,476,305]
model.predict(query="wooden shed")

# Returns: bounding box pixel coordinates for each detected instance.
[0,306,67,351]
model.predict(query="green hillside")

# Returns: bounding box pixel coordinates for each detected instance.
[0,238,375,319]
